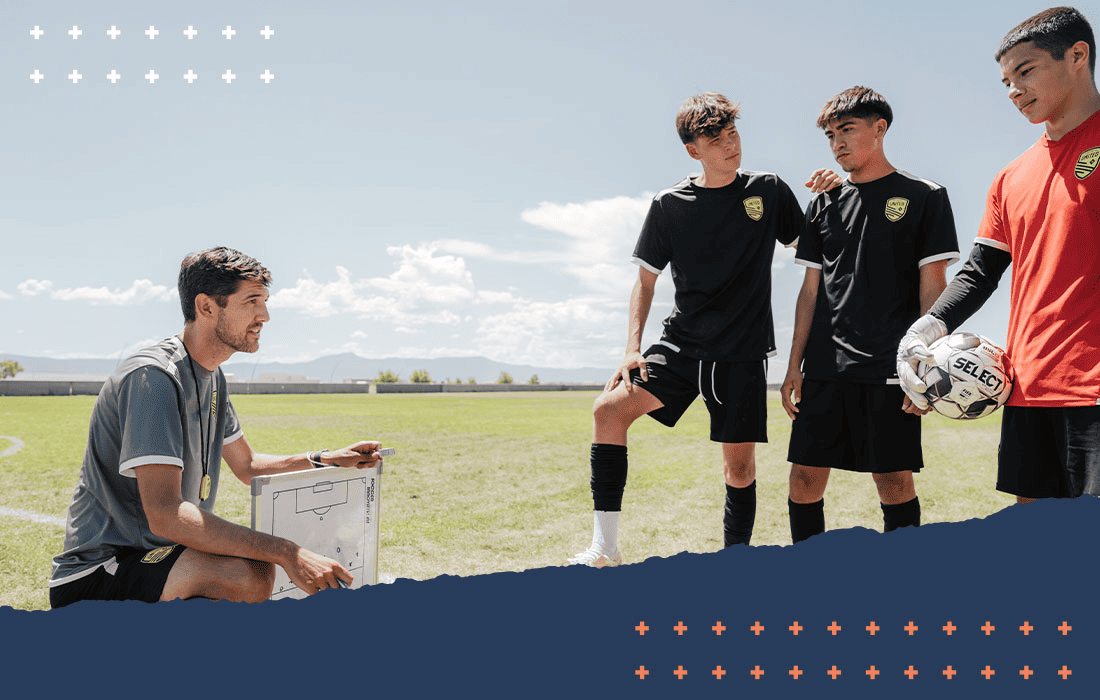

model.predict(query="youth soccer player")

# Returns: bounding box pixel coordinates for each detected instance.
[899,7,1100,502]
[569,93,840,566]
[782,86,959,543]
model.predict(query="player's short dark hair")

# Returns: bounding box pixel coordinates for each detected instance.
[816,86,893,130]
[675,93,740,144]
[178,247,271,323]
[996,6,1096,74]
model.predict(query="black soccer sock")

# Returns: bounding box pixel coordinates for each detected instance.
[723,481,757,547]
[590,443,628,512]
[882,497,921,532]
[789,498,825,543]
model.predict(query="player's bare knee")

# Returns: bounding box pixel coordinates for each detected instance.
[872,471,916,502]
[789,465,826,502]
[237,560,275,603]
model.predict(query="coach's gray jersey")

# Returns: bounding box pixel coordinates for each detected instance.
[49,335,243,586]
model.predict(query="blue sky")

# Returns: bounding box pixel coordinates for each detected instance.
[2,0,1095,382]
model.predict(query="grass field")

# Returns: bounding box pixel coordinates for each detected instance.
[0,391,1014,611]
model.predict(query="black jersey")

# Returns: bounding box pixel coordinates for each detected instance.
[631,170,803,362]
[796,171,959,382]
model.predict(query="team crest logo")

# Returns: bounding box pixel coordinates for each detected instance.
[141,545,176,564]
[1074,147,1100,179]
[743,196,763,221]
[211,390,218,417]
[885,197,909,222]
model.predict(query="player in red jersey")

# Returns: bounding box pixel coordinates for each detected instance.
[899,6,1100,501]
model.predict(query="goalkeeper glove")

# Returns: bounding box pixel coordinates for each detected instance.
[897,314,947,410]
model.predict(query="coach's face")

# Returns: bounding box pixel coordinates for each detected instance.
[214,280,270,354]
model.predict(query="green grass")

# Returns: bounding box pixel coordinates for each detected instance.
[0,391,1013,610]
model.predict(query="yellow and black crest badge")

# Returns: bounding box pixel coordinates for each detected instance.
[142,545,176,564]
[885,197,909,222]
[1074,147,1100,179]
[210,389,218,417]
[744,196,763,221]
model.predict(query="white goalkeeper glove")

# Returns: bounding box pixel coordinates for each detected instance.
[897,314,948,410]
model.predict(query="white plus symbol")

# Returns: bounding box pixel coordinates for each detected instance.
[68,25,83,40]
[222,69,237,84]
[68,70,83,84]
[145,69,160,84]
[184,70,198,84]
[106,26,121,40]
[260,70,275,84]
[145,25,160,40]
[107,70,121,84]
[29,26,44,40]
[260,25,275,40]
[222,25,237,40]
[184,26,198,40]
[29,70,44,84]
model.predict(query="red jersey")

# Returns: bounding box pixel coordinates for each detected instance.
[976,109,1100,406]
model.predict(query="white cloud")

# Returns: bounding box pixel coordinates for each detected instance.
[474,297,621,366]
[18,279,53,296]
[0,290,12,300]
[50,279,175,305]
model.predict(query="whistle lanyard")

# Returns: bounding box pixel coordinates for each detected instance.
[184,349,212,502]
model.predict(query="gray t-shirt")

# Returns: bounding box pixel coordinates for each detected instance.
[49,335,243,585]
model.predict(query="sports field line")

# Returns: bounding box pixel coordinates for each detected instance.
[0,435,26,459]
[0,506,66,528]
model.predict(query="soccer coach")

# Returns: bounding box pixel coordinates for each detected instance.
[49,247,384,607]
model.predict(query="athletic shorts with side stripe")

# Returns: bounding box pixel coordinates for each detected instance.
[49,544,186,608]
[627,343,768,444]
[997,405,1100,498]
[787,378,923,473]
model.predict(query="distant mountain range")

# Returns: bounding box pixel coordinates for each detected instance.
[3,352,610,385]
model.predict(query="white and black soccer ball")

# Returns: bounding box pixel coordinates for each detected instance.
[917,333,1014,420]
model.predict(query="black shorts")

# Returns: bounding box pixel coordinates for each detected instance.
[787,378,923,473]
[628,343,767,444]
[997,405,1100,498]
[49,545,186,609]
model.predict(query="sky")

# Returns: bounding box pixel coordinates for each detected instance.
[2,0,1096,383]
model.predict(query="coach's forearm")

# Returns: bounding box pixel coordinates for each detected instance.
[148,499,298,568]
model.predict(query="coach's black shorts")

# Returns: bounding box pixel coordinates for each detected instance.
[627,343,767,444]
[49,545,186,609]
[787,378,923,473]
[997,405,1100,498]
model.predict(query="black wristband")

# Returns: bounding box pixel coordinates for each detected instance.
[308,450,329,468]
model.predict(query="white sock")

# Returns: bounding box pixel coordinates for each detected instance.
[591,511,620,555]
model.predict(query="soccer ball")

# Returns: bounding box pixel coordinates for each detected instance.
[917,333,1014,420]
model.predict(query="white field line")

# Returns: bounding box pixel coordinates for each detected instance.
[0,435,66,527]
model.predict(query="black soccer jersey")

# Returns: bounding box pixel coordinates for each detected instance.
[796,170,959,381]
[631,170,803,362]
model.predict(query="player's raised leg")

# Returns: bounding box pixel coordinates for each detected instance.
[722,442,757,546]
[789,464,830,543]
[161,548,276,603]
[872,470,920,531]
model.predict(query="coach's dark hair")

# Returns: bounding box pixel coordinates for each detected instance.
[676,93,740,144]
[816,86,893,130]
[178,247,271,323]
[996,7,1095,74]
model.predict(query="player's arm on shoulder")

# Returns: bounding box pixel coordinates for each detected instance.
[607,266,659,392]
[805,168,843,194]
[223,437,385,483]
[781,267,820,419]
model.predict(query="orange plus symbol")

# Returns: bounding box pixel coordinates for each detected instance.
[1020,666,1034,679]
[904,665,918,679]
[1059,620,1072,635]
[1020,621,1033,635]
[981,621,995,635]
[866,621,880,636]
[789,621,803,636]
[904,621,918,635]
[789,665,803,679]
[750,665,765,680]
[635,666,649,680]
[943,621,957,635]
[981,665,996,679]
[866,665,880,679]
[750,621,765,636]
[674,621,688,636]
[827,620,842,635]
[1059,666,1073,680]
[712,665,726,680]
[827,665,841,679]
[712,621,726,636]
[942,666,957,679]
[635,621,649,636]
[673,665,688,680]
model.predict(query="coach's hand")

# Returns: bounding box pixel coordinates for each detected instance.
[897,314,947,411]
[805,168,843,194]
[606,351,647,393]
[325,441,384,469]
[283,546,353,594]
[780,367,803,420]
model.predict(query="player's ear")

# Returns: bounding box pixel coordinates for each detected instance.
[1069,40,1091,72]
[193,293,217,321]
[684,141,702,161]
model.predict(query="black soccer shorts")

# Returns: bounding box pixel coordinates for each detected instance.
[997,405,1100,498]
[49,545,187,608]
